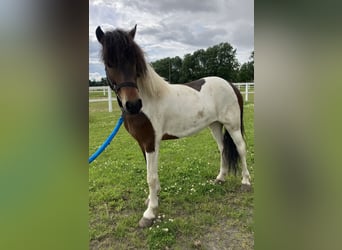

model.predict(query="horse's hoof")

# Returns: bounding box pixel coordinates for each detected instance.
[241,184,252,192]
[139,217,154,228]
[214,179,225,184]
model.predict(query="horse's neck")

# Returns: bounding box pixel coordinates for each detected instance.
[137,64,170,98]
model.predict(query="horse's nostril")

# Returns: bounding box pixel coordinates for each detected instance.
[126,99,142,114]
[137,99,142,109]
[126,101,133,110]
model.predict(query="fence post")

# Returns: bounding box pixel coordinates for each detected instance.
[108,86,112,112]
[103,87,106,96]
[245,82,249,102]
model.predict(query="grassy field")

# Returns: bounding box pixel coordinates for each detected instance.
[89,90,109,99]
[89,101,254,249]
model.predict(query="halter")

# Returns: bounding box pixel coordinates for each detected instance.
[105,71,138,110]
[114,81,138,93]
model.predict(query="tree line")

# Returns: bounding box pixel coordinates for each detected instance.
[89,42,254,86]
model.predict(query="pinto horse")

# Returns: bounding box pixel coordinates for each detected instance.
[95,25,251,228]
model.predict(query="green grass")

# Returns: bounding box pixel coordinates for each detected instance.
[89,90,111,99]
[89,101,254,249]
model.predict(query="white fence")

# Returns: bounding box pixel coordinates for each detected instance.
[233,82,255,102]
[89,82,254,112]
[89,86,113,112]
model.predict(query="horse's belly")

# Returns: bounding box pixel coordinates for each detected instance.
[163,109,215,138]
[165,123,210,138]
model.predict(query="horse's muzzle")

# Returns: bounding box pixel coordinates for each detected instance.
[125,99,142,114]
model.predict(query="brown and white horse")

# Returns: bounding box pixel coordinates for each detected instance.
[95,25,251,228]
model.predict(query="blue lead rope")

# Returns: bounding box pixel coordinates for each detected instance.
[88,116,124,164]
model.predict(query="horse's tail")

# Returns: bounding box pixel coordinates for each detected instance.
[222,83,245,174]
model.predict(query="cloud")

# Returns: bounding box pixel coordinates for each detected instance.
[89,72,103,81]
[89,0,254,79]
[123,0,219,13]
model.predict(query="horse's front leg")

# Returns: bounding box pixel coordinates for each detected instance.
[139,146,160,228]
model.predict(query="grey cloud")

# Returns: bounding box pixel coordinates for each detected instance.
[89,39,102,63]
[124,0,253,22]
[125,0,219,13]
[89,0,254,78]
[141,21,229,48]
[230,21,254,49]
[89,62,106,79]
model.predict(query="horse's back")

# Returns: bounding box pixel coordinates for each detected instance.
[200,77,238,104]
[201,76,232,90]
[199,77,242,125]
[177,76,235,97]
[170,76,239,110]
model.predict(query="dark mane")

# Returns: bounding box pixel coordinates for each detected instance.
[101,29,147,77]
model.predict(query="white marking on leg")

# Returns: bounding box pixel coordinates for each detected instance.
[143,149,160,220]
[229,129,251,186]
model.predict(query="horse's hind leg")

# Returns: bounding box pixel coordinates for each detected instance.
[224,126,251,186]
[209,122,228,182]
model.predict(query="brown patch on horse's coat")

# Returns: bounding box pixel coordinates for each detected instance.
[162,133,178,140]
[183,78,206,92]
[228,82,245,135]
[196,110,204,118]
[123,113,179,157]
[123,112,155,153]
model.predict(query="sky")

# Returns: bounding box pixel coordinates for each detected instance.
[89,0,254,81]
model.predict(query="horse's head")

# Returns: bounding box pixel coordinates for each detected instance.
[96,25,146,114]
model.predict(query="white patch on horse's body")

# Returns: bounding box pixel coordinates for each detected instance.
[138,67,241,139]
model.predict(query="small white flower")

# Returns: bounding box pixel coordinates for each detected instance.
[162,228,169,232]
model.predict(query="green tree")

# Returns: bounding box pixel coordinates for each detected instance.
[213,43,240,82]
[151,57,171,82]
[238,51,254,82]
[191,49,207,79]
[152,42,242,83]
[170,56,182,84]
[180,53,195,82]
[89,77,108,86]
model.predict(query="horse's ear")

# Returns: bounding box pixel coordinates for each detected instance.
[129,24,137,39]
[96,26,105,44]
